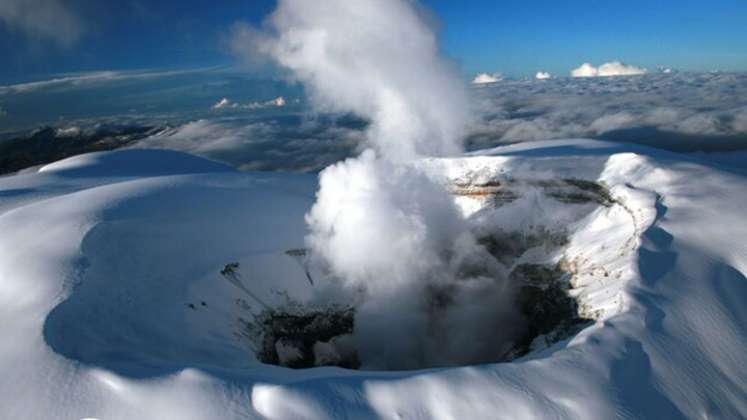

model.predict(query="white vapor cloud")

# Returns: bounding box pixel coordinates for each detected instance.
[306,151,518,369]
[0,0,84,47]
[306,151,466,298]
[535,71,552,80]
[238,0,522,370]
[571,61,647,77]
[472,72,503,84]
[236,0,469,160]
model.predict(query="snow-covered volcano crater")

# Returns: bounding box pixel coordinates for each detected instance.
[1,139,746,419]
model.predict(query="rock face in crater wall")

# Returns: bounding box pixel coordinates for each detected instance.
[449,177,616,208]
[508,262,590,357]
[252,306,360,369]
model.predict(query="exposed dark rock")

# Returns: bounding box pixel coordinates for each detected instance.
[243,178,613,370]
[0,124,163,175]
[448,177,615,208]
[508,263,591,357]
[547,178,616,207]
[478,228,569,265]
[253,306,360,369]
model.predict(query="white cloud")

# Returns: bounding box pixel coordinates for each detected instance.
[267,96,286,107]
[472,72,503,84]
[597,61,647,76]
[535,71,551,80]
[571,61,647,78]
[55,126,82,137]
[589,112,636,134]
[571,63,598,78]
[136,116,365,173]
[0,0,84,47]
[226,22,272,68]
[0,68,218,95]
[140,119,256,155]
[733,108,747,133]
[133,71,747,175]
[211,96,286,111]
[645,107,681,126]
[468,72,747,153]
[212,98,232,109]
[677,113,720,135]
[0,71,120,94]
[658,66,673,74]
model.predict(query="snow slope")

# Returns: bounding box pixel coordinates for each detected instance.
[0,141,746,419]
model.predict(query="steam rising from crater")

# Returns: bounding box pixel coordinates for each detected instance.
[247,0,468,160]
[248,0,518,369]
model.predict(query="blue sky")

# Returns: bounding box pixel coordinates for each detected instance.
[1,0,746,84]
[427,0,747,77]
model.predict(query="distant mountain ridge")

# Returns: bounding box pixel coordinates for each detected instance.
[0,123,166,175]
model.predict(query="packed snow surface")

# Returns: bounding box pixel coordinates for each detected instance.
[1,140,746,419]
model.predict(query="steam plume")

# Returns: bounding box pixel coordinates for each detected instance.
[246,0,518,369]
[249,0,468,160]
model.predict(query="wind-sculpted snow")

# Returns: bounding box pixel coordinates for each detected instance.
[1,141,746,418]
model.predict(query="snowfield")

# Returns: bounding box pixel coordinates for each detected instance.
[1,140,746,419]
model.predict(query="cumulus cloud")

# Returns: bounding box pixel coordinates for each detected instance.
[570,63,597,78]
[472,72,503,84]
[535,71,552,80]
[0,0,84,47]
[571,61,647,77]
